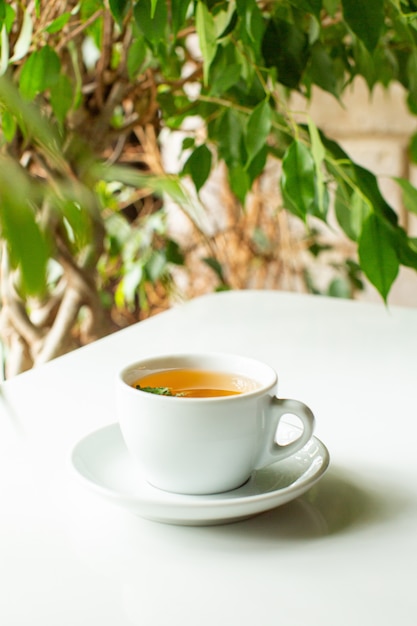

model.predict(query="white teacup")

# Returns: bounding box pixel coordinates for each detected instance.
[116,353,315,495]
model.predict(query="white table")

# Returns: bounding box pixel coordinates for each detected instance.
[1,290,416,625]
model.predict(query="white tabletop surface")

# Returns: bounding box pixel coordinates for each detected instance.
[0,290,416,625]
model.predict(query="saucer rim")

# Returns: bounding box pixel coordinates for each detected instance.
[69,423,330,524]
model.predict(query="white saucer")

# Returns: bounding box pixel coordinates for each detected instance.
[69,424,330,526]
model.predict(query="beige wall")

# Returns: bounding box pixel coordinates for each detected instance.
[292,77,417,308]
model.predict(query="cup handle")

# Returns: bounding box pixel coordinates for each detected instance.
[255,397,315,469]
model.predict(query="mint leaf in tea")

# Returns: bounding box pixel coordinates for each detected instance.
[132,368,258,398]
[135,385,176,396]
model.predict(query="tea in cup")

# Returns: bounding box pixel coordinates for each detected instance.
[116,352,315,495]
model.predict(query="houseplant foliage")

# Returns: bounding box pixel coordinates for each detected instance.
[1,0,417,375]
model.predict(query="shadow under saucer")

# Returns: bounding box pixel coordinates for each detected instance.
[196,464,413,545]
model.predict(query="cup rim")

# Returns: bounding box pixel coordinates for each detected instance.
[117,351,277,402]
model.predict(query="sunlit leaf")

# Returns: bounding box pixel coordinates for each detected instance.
[1,108,16,141]
[196,1,217,85]
[9,8,33,62]
[393,177,417,216]
[308,118,328,217]
[146,250,166,282]
[118,264,143,308]
[335,185,371,241]
[0,24,8,76]
[213,1,235,38]
[45,12,71,34]
[281,140,316,221]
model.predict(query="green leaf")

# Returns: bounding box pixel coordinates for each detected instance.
[0,159,48,295]
[262,18,309,89]
[50,74,73,125]
[117,264,143,308]
[288,0,322,18]
[335,185,371,241]
[3,3,14,32]
[341,0,384,52]
[45,12,71,34]
[327,277,352,299]
[127,37,147,80]
[213,108,245,169]
[409,132,417,164]
[213,1,236,39]
[0,75,65,169]
[308,42,339,97]
[133,0,168,48]
[171,0,192,36]
[393,227,417,271]
[217,9,238,39]
[246,145,268,184]
[308,118,328,217]
[208,62,241,96]
[0,0,5,26]
[182,144,212,192]
[236,0,264,51]
[393,177,417,216]
[165,239,184,265]
[352,164,398,226]
[19,46,61,99]
[58,198,93,251]
[196,1,217,85]
[109,0,130,24]
[203,257,226,282]
[228,163,250,205]
[146,250,167,282]
[352,38,376,90]
[281,140,316,221]
[322,0,339,16]
[358,214,399,302]
[0,108,16,141]
[245,99,271,167]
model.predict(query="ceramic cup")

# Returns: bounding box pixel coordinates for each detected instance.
[116,353,315,495]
